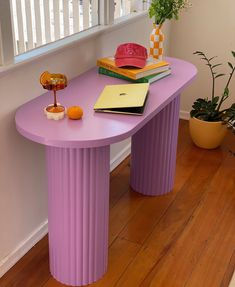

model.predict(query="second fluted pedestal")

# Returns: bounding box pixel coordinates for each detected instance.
[130,96,180,196]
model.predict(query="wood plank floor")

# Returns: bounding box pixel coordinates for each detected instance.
[0,120,235,287]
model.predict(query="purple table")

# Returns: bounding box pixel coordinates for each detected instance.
[15,57,196,286]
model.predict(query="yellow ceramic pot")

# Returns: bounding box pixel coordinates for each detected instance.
[189,117,227,149]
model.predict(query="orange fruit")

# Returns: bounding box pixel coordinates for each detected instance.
[67,106,83,120]
[40,71,51,86]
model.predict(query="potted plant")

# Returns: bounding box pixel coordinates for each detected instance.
[145,0,191,60]
[189,51,235,149]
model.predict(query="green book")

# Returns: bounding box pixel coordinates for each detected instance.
[98,67,171,84]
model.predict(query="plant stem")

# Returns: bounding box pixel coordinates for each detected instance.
[206,61,215,100]
[201,52,215,100]
[226,67,235,90]
[211,75,215,100]
[217,67,235,112]
[218,108,228,114]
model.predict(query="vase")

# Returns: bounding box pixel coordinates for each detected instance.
[189,117,227,149]
[150,24,164,60]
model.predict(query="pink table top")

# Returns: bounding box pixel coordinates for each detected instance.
[15,57,197,148]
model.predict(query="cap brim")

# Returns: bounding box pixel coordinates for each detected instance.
[115,57,146,68]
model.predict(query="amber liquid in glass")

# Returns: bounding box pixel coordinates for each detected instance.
[43,76,67,112]
[46,105,65,113]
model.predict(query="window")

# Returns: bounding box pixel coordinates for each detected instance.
[10,0,99,55]
[0,0,148,66]
[114,0,131,19]
[114,0,148,19]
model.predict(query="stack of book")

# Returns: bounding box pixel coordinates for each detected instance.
[97,57,171,84]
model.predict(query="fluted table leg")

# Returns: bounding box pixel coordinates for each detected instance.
[46,145,110,286]
[130,95,180,196]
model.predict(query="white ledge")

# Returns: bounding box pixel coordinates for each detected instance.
[0,11,148,78]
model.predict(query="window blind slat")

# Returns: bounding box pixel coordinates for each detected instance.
[91,0,98,26]
[34,0,42,46]
[16,0,25,53]
[72,0,80,33]
[114,0,121,19]
[43,0,52,43]
[25,0,34,50]
[123,0,131,16]
[53,0,60,40]
[63,0,70,36]
[83,0,90,30]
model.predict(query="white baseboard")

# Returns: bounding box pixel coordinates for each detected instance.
[229,271,235,287]
[110,142,131,171]
[0,220,48,278]
[0,143,132,278]
[180,110,190,120]
[0,112,189,278]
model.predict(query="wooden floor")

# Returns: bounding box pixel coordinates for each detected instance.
[1,120,235,287]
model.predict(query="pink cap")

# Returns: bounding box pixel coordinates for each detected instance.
[115,43,147,68]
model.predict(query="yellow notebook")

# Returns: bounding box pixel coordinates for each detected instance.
[97,57,169,80]
[94,83,149,115]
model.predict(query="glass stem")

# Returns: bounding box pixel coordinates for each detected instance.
[53,90,57,107]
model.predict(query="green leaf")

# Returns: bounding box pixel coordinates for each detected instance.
[190,110,198,117]
[190,97,220,121]
[224,87,229,97]
[228,62,234,69]
[208,56,217,61]
[197,98,207,103]
[232,51,235,58]
[222,104,235,126]
[230,103,235,109]
[193,51,203,55]
[212,96,220,104]
[215,73,225,78]
[212,64,222,69]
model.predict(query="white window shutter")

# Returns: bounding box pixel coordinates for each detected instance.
[0,1,14,65]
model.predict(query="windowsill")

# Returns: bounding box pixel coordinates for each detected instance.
[0,11,148,78]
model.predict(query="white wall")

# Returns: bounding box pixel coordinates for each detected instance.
[169,0,235,116]
[0,15,171,276]
[2,0,234,276]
